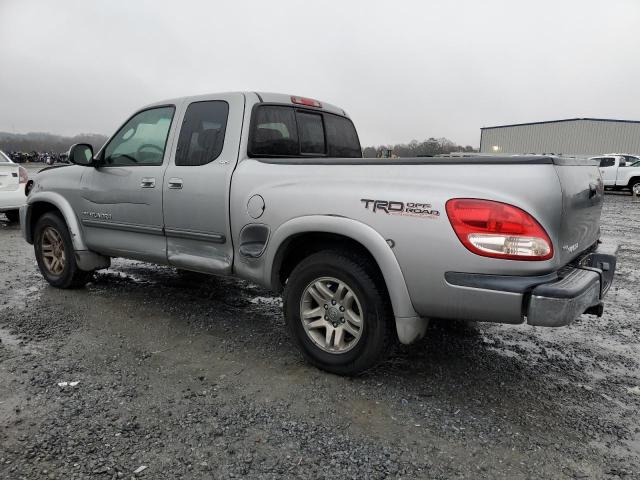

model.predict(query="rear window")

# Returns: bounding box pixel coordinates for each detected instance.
[249,105,361,158]
[325,114,361,157]
[297,112,325,154]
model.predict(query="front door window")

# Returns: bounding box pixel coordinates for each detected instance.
[102,106,175,166]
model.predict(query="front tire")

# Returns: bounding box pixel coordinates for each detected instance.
[283,250,394,375]
[34,212,92,289]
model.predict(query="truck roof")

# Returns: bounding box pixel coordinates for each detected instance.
[143,92,349,117]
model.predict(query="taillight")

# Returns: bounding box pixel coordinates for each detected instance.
[445,198,553,261]
[291,96,322,108]
[18,166,28,184]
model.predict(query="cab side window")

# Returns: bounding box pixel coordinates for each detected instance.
[103,106,175,167]
[175,101,229,166]
[250,106,299,156]
[599,157,615,167]
[248,105,361,158]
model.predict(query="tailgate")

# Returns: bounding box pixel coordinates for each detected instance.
[553,158,603,265]
[0,164,20,192]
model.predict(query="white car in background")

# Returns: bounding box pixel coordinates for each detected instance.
[0,150,28,223]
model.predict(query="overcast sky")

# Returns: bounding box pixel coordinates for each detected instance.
[0,0,638,147]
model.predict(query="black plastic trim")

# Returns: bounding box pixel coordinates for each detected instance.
[531,269,598,299]
[165,228,225,243]
[81,219,164,235]
[257,155,556,166]
[445,271,559,294]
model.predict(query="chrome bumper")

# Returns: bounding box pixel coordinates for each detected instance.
[526,238,619,327]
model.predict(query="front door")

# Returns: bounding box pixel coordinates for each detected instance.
[162,93,244,273]
[80,105,178,262]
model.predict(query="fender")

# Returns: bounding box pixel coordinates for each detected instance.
[24,191,87,250]
[265,215,427,344]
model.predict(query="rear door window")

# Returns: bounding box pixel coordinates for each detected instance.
[176,101,229,166]
[599,157,615,167]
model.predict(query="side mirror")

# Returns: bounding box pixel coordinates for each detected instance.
[68,143,94,166]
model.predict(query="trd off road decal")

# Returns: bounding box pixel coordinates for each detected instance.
[361,199,439,218]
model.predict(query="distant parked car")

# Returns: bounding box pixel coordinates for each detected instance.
[0,150,28,223]
[591,154,640,193]
[603,153,640,166]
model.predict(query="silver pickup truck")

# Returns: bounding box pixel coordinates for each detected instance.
[21,92,618,375]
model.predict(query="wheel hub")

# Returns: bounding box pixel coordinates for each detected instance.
[327,307,341,323]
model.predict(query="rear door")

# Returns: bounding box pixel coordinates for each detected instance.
[0,152,19,193]
[597,157,617,185]
[162,93,244,274]
[80,105,178,263]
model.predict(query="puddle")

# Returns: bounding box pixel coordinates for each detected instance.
[0,283,42,313]
[0,326,23,347]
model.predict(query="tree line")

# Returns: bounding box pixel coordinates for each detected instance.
[362,137,476,158]
[1,131,476,158]
[0,132,108,154]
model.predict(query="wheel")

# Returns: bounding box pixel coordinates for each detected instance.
[34,212,92,289]
[283,250,394,375]
[631,180,640,196]
[4,210,19,223]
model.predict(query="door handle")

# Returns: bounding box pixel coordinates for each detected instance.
[168,178,183,189]
[140,177,156,188]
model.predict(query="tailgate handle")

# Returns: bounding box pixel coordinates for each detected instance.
[588,183,598,198]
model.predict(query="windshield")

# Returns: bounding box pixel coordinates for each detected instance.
[0,151,12,163]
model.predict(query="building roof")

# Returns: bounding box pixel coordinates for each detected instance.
[481,118,640,130]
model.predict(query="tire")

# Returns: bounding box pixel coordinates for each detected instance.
[4,210,19,223]
[283,250,394,376]
[630,179,640,196]
[34,212,92,289]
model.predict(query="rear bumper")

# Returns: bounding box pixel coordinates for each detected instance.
[0,185,26,211]
[527,239,618,326]
[444,238,619,327]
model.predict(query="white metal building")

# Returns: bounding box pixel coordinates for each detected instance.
[480,118,640,156]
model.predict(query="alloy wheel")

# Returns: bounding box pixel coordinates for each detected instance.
[41,226,66,275]
[299,276,364,354]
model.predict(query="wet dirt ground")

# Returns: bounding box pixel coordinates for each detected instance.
[0,193,638,479]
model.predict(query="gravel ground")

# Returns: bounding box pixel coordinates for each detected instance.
[0,193,639,479]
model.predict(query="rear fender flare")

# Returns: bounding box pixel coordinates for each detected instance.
[265,215,419,320]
